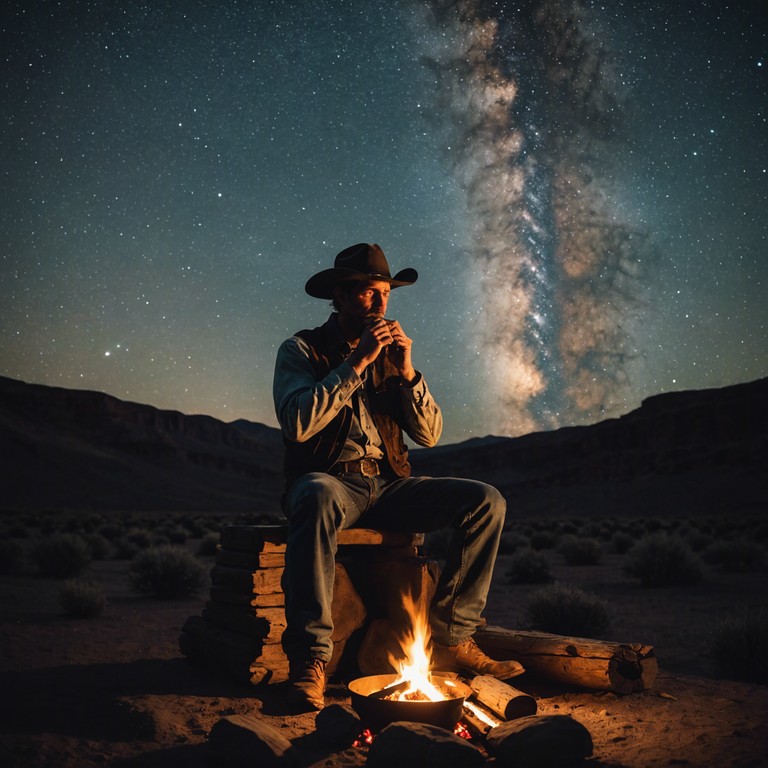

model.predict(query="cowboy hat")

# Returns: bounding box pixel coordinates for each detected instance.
[305,243,418,299]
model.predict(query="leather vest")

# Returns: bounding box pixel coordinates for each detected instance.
[281,318,412,485]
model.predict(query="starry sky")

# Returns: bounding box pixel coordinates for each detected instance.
[2,0,766,446]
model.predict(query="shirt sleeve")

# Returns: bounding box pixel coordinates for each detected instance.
[273,336,362,443]
[394,371,443,448]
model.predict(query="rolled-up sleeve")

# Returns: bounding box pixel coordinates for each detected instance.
[396,372,443,448]
[273,336,362,442]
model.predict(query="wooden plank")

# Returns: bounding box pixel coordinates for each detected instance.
[218,524,424,553]
[338,529,425,547]
[474,625,658,694]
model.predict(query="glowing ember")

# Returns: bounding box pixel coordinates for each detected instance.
[463,699,501,729]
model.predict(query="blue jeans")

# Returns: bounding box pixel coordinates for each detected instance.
[280,471,507,664]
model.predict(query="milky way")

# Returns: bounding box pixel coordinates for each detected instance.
[419,0,653,434]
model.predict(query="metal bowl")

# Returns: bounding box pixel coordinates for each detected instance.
[348,673,472,732]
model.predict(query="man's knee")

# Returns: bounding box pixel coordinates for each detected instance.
[285,473,344,526]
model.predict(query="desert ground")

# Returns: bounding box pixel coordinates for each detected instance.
[1,512,767,768]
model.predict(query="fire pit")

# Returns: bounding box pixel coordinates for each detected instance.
[348,672,472,732]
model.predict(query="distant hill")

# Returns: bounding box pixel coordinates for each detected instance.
[0,376,284,513]
[411,377,768,518]
[1,375,766,516]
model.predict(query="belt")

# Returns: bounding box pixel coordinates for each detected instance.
[332,458,381,477]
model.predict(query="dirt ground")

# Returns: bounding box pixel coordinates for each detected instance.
[1,542,767,767]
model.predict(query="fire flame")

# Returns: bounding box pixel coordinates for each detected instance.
[386,591,447,702]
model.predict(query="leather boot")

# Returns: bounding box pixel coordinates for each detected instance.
[431,637,525,680]
[287,658,326,711]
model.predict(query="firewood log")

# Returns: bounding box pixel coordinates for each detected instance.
[474,626,657,694]
[469,675,537,720]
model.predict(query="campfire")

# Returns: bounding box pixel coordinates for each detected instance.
[347,592,507,736]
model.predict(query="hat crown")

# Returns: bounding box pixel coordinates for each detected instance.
[334,243,391,279]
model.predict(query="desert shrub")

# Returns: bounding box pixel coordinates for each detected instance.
[623,533,703,587]
[529,530,557,551]
[711,607,768,684]
[610,531,636,555]
[683,531,715,553]
[98,522,125,541]
[59,579,107,618]
[555,520,580,537]
[7,520,32,538]
[84,533,113,560]
[701,540,765,573]
[126,528,153,549]
[557,535,603,566]
[505,548,553,584]
[526,582,612,638]
[498,532,529,555]
[129,545,207,598]
[0,539,26,574]
[112,537,140,560]
[32,533,92,578]
[158,525,188,544]
[183,518,208,538]
[197,532,220,556]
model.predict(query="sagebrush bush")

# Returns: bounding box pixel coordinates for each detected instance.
[526,582,612,638]
[112,537,140,560]
[701,540,765,573]
[623,533,703,587]
[33,533,92,578]
[126,528,153,549]
[610,531,636,555]
[505,547,553,584]
[197,532,220,556]
[59,579,107,618]
[498,532,529,555]
[84,533,113,560]
[557,535,603,566]
[711,607,768,684]
[529,530,557,551]
[129,545,207,598]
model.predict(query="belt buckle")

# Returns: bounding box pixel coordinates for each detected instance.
[359,458,378,477]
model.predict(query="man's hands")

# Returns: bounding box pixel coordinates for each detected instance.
[347,318,416,382]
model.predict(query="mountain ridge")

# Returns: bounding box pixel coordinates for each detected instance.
[1,374,765,516]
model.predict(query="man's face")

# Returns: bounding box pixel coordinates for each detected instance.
[335,279,391,331]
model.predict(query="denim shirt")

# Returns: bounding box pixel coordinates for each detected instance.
[273,314,443,457]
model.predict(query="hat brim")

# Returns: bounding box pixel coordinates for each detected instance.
[305,267,418,300]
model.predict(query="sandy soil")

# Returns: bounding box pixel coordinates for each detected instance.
[1,541,767,767]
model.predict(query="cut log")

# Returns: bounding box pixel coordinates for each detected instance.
[474,626,657,694]
[469,675,537,720]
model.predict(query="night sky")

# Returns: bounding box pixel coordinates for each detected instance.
[2,0,766,445]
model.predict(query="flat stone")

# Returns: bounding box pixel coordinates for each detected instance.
[315,703,362,748]
[366,721,486,768]
[207,712,294,767]
[485,714,593,767]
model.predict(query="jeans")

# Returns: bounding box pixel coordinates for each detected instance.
[280,471,507,664]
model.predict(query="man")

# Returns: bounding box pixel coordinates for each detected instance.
[273,242,523,711]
